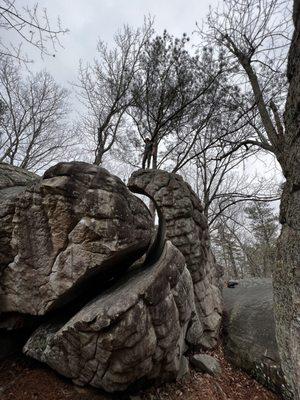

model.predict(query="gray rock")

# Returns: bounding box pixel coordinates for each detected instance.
[177,355,190,379]
[0,163,38,190]
[185,317,203,347]
[0,162,154,316]
[190,354,221,376]
[223,278,293,399]
[128,169,222,348]
[0,163,39,268]
[24,241,195,392]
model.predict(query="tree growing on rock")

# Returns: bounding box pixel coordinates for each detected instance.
[127,32,225,169]
[75,19,154,166]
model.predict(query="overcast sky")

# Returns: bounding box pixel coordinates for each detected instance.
[15,0,219,87]
[2,0,281,183]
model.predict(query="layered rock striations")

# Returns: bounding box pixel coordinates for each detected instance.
[24,241,195,392]
[0,162,223,392]
[0,163,39,268]
[128,169,222,349]
[223,279,293,399]
[0,162,154,315]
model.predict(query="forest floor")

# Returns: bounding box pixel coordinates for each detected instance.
[0,347,280,400]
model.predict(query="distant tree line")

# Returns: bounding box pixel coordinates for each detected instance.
[213,200,279,279]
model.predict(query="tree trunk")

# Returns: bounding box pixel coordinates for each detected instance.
[94,149,103,166]
[227,243,239,279]
[152,140,158,169]
[273,2,300,398]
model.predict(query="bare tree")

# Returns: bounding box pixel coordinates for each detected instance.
[159,57,280,230]
[212,198,279,280]
[0,0,67,62]
[201,0,292,158]
[213,211,261,279]
[213,216,246,279]
[181,133,279,227]
[200,0,300,396]
[244,201,278,277]
[75,18,154,166]
[0,58,72,172]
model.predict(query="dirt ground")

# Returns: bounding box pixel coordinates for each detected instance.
[0,347,281,400]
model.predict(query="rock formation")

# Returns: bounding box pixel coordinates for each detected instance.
[0,161,223,392]
[24,241,195,392]
[128,169,222,349]
[223,279,293,399]
[0,163,39,268]
[0,162,154,315]
[273,1,300,398]
[190,354,221,377]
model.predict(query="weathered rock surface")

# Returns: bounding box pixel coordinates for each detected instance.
[0,162,154,316]
[24,241,195,392]
[0,163,38,190]
[274,2,300,397]
[0,163,224,393]
[128,169,222,348]
[223,278,293,399]
[0,164,39,339]
[0,163,39,268]
[190,354,221,376]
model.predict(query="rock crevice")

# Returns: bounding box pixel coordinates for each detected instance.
[24,241,195,392]
[0,162,223,392]
[0,162,154,315]
[128,169,222,348]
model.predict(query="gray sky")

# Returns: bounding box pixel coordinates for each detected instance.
[30,0,281,182]
[2,0,282,184]
[21,0,219,87]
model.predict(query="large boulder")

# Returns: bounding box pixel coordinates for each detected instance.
[0,162,154,316]
[128,169,222,349]
[0,164,40,347]
[0,163,39,268]
[0,163,223,393]
[24,241,195,392]
[0,163,38,190]
[223,278,293,399]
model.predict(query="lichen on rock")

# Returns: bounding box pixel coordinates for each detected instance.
[24,241,195,392]
[0,162,154,315]
[128,169,222,349]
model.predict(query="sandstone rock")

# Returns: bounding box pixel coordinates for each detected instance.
[24,241,195,392]
[0,162,154,316]
[128,169,222,348]
[190,354,221,376]
[0,163,39,268]
[178,355,189,379]
[223,278,293,399]
[0,163,38,190]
